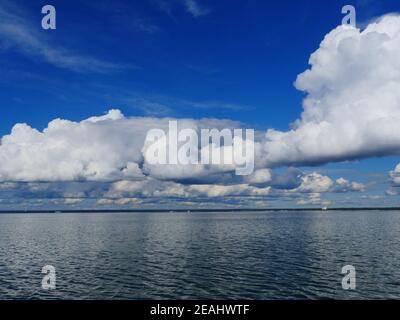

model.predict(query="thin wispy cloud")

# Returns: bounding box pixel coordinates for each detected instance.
[185,63,219,75]
[134,19,161,34]
[81,0,162,35]
[125,97,175,116]
[182,0,210,17]
[92,85,252,116]
[152,0,211,18]
[0,2,123,73]
[119,94,251,116]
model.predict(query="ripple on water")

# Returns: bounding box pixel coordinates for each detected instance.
[0,211,400,299]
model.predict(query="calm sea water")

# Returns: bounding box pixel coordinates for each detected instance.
[0,210,400,300]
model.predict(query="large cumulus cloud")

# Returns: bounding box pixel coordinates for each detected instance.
[0,109,241,182]
[262,15,400,167]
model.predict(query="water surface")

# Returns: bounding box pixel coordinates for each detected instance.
[0,210,399,299]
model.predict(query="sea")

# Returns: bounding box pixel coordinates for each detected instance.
[0,210,399,299]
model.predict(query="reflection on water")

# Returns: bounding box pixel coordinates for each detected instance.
[0,211,400,299]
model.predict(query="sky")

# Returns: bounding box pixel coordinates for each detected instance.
[1,0,400,209]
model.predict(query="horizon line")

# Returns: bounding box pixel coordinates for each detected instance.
[1,207,400,213]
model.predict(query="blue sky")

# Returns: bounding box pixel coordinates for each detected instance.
[1,0,400,209]
[3,0,398,131]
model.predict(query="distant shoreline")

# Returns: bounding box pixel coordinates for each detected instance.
[1,207,400,214]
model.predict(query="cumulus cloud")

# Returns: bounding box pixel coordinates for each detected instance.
[286,172,364,194]
[295,172,333,193]
[297,193,331,206]
[61,198,84,205]
[244,169,272,185]
[261,15,400,167]
[187,184,271,197]
[390,163,400,185]
[291,173,365,207]
[104,179,271,199]
[0,110,244,182]
[334,177,366,192]
[386,188,398,196]
[0,110,145,181]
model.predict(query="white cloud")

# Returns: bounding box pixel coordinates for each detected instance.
[96,197,142,206]
[97,198,114,205]
[334,177,366,192]
[187,184,271,197]
[244,169,272,185]
[114,198,142,205]
[286,172,364,194]
[261,15,400,167]
[386,188,398,196]
[152,0,210,18]
[0,109,252,183]
[62,198,83,205]
[297,193,331,206]
[105,179,271,199]
[296,173,333,193]
[390,163,400,185]
[0,110,146,182]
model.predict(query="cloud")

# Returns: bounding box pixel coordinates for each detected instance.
[390,163,400,185]
[96,197,143,206]
[0,110,143,182]
[284,173,365,194]
[100,171,361,206]
[153,0,210,18]
[386,188,398,196]
[244,169,272,185]
[334,177,366,192]
[295,172,333,193]
[269,172,365,208]
[105,179,271,199]
[261,15,400,167]
[297,193,331,206]
[62,198,84,205]
[0,1,122,73]
[182,0,210,17]
[187,183,271,197]
[0,109,245,182]
[124,95,250,116]
[0,108,366,211]
[291,174,364,207]
[121,96,250,117]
